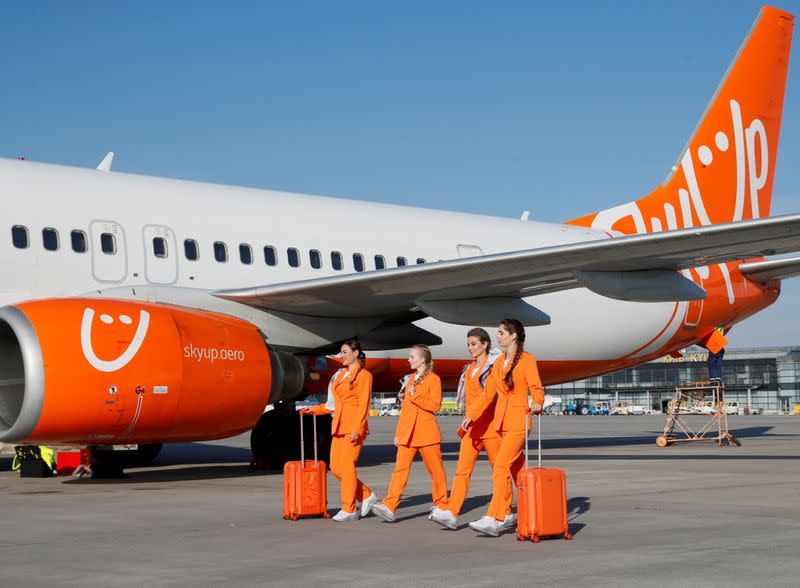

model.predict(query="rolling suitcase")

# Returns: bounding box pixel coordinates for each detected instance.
[283,412,330,520]
[516,411,573,542]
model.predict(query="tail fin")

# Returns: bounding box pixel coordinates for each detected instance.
[569,6,794,235]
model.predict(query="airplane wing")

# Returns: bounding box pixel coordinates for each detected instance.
[213,214,800,325]
[739,256,800,282]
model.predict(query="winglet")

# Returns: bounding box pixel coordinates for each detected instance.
[97,152,114,172]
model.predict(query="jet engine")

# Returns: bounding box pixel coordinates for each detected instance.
[0,298,303,446]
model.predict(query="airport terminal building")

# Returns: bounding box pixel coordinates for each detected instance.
[547,346,800,413]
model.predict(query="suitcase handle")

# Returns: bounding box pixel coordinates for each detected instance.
[524,408,542,469]
[299,412,318,466]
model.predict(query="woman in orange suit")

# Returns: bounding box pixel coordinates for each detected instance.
[371,344,448,522]
[466,318,544,537]
[429,328,514,530]
[305,340,378,521]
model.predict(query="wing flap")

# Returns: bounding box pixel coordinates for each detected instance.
[739,256,800,282]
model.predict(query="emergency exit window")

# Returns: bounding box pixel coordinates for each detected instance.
[11,225,28,249]
[71,230,87,253]
[101,233,116,254]
[153,237,168,258]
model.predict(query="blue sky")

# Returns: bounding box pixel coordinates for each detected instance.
[1,1,799,347]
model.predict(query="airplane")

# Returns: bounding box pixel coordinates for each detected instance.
[0,6,797,469]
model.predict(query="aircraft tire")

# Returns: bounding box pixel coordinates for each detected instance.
[89,443,163,477]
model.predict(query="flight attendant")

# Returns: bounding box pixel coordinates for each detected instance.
[429,328,514,530]
[371,344,448,522]
[304,340,378,521]
[466,319,544,537]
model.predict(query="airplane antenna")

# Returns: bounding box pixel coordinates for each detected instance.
[97,152,114,172]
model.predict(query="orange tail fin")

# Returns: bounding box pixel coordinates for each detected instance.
[569,6,794,235]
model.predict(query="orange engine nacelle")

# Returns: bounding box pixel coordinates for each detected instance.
[0,298,286,446]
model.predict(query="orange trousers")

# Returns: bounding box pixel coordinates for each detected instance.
[329,434,373,513]
[448,434,512,517]
[486,429,526,521]
[382,443,448,513]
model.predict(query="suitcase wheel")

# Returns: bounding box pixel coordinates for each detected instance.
[291,515,299,521]
[531,535,540,543]
[564,532,574,540]
[516,533,526,542]
[323,512,332,519]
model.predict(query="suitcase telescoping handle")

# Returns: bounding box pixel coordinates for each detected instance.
[299,412,319,466]
[524,407,542,469]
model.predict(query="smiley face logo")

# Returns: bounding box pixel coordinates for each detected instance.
[80,308,151,372]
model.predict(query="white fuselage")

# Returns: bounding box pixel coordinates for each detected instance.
[0,158,682,363]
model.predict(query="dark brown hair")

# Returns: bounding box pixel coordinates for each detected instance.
[467,327,491,348]
[499,319,525,389]
[342,339,366,389]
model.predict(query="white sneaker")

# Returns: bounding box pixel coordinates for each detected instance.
[361,493,379,518]
[498,513,517,531]
[468,515,499,537]
[427,505,436,520]
[332,509,359,522]
[371,502,396,522]
[430,508,457,530]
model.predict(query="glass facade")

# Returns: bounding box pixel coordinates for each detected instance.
[548,346,800,413]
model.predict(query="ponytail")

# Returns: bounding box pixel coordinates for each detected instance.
[411,344,433,384]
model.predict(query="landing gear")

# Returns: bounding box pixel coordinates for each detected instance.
[89,444,163,477]
[250,403,332,470]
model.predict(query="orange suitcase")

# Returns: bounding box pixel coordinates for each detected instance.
[283,412,330,520]
[516,412,573,542]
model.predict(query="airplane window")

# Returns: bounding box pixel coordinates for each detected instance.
[416,258,426,264]
[287,247,300,267]
[71,230,87,253]
[153,237,168,258]
[396,257,407,267]
[42,228,59,251]
[374,255,385,270]
[101,233,116,254]
[331,251,343,271]
[353,253,364,272]
[310,249,322,269]
[214,241,228,262]
[184,239,199,261]
[264,246,277,266]
[11,225,28,249]
[239,243,253,265]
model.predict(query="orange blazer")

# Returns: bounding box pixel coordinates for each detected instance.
[470,352,544,433]
[462,359,499,440]
[312,368,372,437]
[395,372,442,447]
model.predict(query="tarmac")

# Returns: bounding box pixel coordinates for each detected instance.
[1,415,799,587]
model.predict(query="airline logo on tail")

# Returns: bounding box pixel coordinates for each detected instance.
[593,99,768,235]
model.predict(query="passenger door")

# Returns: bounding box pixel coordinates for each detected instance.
[90,220,128,283]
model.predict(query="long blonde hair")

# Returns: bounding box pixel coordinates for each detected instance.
[411,344,433,384]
